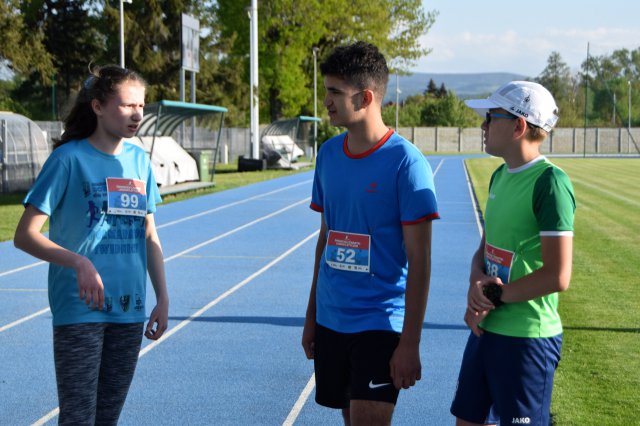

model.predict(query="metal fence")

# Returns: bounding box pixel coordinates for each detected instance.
[36,121,253,165]
[35,122,640,163]
[398,127,640,154]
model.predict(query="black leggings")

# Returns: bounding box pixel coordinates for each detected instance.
[53,322,143,426]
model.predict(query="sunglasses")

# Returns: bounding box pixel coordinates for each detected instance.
[485,112,518,124]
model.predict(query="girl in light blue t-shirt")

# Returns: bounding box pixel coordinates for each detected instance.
[14,65,169,425]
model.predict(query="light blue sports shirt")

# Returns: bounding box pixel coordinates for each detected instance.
[24,140,161,326]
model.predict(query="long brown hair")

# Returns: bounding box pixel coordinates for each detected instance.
[53,65,147,149]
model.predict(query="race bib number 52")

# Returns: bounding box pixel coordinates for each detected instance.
[325,230,371,273]
[106,178,147,217]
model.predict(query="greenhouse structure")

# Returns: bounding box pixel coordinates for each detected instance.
[0,112,50,193]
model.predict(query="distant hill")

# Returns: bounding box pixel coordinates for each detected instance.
[383,72,528,103]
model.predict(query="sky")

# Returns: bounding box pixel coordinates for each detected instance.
[414,0,640,78]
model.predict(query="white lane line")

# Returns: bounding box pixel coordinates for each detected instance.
[139,229,318,357]
[31,408,57,426]
[163,198,310,263]
[157,180,312,229]
[0,261,46,278]
[463,160,484,236]
[180,255,276,260]
[0,307,50,333]
[32,230,320,426]
[282,373,316,426]
[1,197,310,334]
[2,180,313,278]
[432,158,445,177]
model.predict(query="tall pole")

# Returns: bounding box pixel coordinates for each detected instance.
[179,68,185,146]
[191,72,196,149]
[51,74,56,120]
[119,0,132,68]
[249,0,259,160]
[583,42,589,158]
[628,80,632,152]
[119,0,125,67]
[312,46,319,160]
[395,74,400,130]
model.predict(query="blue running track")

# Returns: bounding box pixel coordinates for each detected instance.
[0,154,485,425]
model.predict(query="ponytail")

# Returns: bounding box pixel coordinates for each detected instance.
[53,65,146,149]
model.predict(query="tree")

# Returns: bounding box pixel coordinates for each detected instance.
[196,3,250,126]
[382,96,426,127]
[536,51,582,127]
[0,0,53,83]
[7,0,104,119]
[4,0,438,125]
[259,0,326,121]
[98,1,248,125]
[536,52,573,99]
[216,0,437,122]
[0,80,29,115]
[383,88,481,128]
[100,0,190,102]
[40,0,104,99]
[420,91,479,127]
[424,79,437,96]
[582,48,640,127]
[0,0,55,119]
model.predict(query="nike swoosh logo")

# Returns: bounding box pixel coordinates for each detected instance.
[368,380,391,389]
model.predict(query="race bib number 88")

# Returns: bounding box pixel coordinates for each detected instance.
[485,243,514,283]
[325,230,371,273]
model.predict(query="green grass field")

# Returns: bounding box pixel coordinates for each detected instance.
[465,157,640,425]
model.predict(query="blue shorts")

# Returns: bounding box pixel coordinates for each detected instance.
[450,331,562,426]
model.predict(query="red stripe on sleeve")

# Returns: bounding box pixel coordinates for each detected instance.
[310,202,324,212]
[401,212,440,225]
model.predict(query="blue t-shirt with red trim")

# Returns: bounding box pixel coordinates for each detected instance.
[311,129,439,333]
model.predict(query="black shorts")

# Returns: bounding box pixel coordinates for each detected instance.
[314,324,401,409]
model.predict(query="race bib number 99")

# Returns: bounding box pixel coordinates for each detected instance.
[325,231,371,273]
[106,178,147,217]
[485,243,514,283]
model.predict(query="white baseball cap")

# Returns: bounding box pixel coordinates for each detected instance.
[465,81,559,132]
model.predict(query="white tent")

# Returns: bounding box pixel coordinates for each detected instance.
[0,112,50,193]
[130,136,199,187]
[261,134,305,169]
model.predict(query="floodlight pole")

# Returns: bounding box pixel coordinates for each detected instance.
[628,80,631,152]
[312,46,319,159]
[1,120,7,193]
[51,73,56,120]
[119,0,132,68]
[395,73,400,130]
[249,0,260,160]
[583,42,589,158]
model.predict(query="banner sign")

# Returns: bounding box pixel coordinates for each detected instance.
[181,13,200,72]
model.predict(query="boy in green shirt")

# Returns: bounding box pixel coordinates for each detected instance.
[450,81,576,426]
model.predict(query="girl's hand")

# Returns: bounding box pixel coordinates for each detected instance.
[75,257,105,310]
[145,300,169,340]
